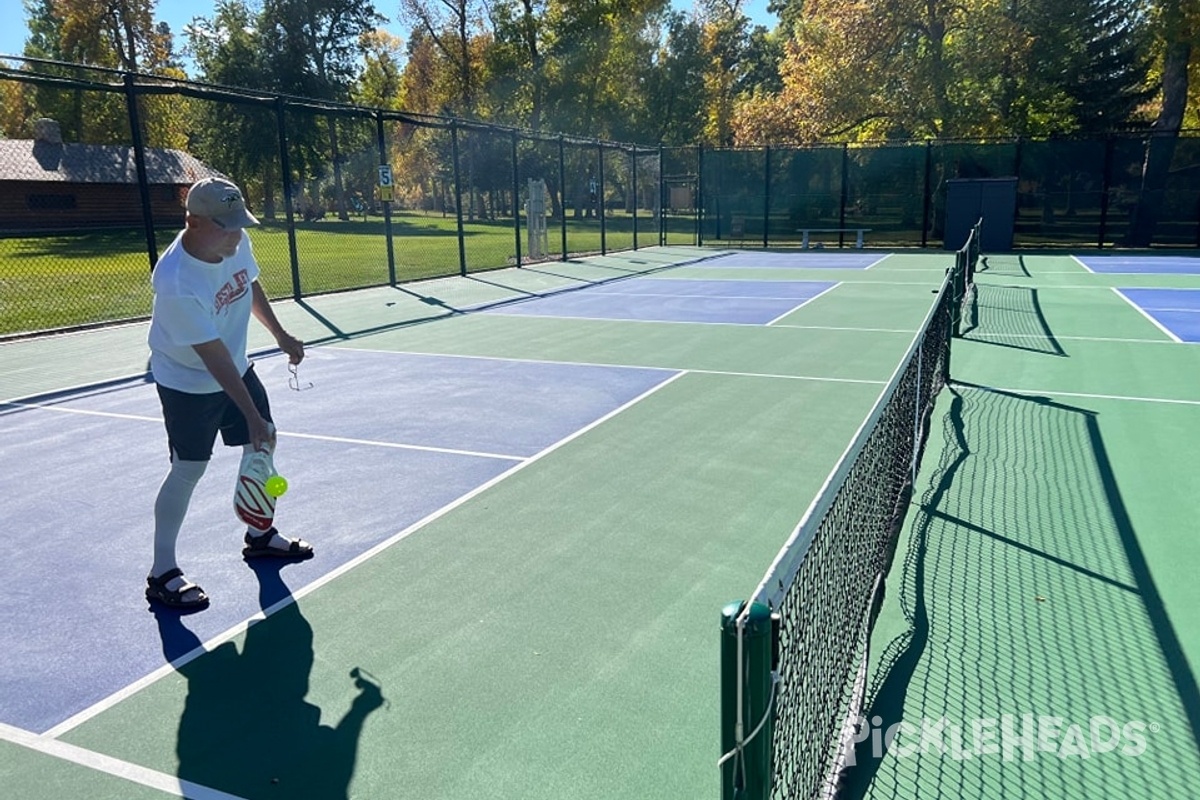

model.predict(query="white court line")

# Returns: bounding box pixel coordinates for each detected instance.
[43,370,689,739]
[766,282,842,326]
[0,403,529,462]
[271,431,522,462]
[1,403,159,423]
[955,382,1200,407]
[0,722,246,800]
[479,311,780,326]
[862,254,892,270]
[1111,287,1182,343]
[1070,254,1096,273]
[965,332,1182,345]
[687,368,885,386]
[582,290,840,301]
[336,346,891,386]
[769,324,914,334]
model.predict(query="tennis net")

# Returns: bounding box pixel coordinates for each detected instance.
[721,221,981,799]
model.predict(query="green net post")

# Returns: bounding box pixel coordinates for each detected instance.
[720,601,776,800]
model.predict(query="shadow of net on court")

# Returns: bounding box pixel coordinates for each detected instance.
[960,284,1065,356]
[843,385,1200,799]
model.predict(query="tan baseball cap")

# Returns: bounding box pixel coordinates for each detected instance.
[186,177,259,229]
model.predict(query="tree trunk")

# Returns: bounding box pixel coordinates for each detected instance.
[326,116,349,221]
[1127,38,1191,246]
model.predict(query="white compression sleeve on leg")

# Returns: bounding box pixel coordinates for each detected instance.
[151,458,208,577]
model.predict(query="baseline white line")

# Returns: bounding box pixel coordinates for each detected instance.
[955,383,1200,407]
[0,722,246,800]
[44,370,689,738]
[766,283,843,326]
[1111,287,1181,343]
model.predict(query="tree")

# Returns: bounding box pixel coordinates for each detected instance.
[354,29,405,110]
[1129,0,1200,245]
[258,0,385,219]
[732,0,1156,144]
[644,11,708,145]
[187,0,285,216]
[398,0,484,118]
[699,0,753,146]
[485,0,547,130]
[16,0,186,146]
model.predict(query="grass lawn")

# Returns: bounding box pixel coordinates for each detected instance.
[0,211,684,337]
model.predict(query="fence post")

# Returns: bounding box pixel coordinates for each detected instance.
[275,96,301,301]
[921,140,933,249]
[632,147,639,250]
[762,146,771,248]
[451,122,467,277]
[122,74,158,271]
[558,135,568,260]
[1099,135,1115,249]
[839,143,849,248]
[697,145,705,246]
[659,144,666,246]
[512,130,523,266]
[376,111,396,286]
[720,601,775,800]
[598,143,607,255]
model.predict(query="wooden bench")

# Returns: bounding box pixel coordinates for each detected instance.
[798,227,871,249]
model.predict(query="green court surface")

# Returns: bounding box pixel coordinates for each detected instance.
[2,246,1197,799]
[852,253,1200,799]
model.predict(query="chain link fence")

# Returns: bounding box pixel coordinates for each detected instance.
[0,58,668,338]
[3,56,1199,338]
[701,135,1200,250]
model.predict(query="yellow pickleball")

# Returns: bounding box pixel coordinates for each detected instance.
[264,474,289,497]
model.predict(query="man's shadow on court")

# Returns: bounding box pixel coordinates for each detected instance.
[154,562,385,799]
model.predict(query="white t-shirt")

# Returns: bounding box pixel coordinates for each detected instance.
[148,230,261,394]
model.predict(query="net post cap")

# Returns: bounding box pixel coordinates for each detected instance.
[720,600,773,633]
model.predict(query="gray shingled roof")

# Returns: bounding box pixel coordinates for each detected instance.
[0,139,223,184]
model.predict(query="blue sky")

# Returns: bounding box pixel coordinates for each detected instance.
[0,1,777,65]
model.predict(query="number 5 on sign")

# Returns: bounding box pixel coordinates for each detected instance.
[378,165,394,202]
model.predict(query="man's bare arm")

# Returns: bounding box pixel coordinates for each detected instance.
[251,281,304,364]
[192,339,273,451]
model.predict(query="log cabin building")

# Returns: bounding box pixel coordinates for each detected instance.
[0,119,222,232]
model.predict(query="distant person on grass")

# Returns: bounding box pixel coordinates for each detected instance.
[145,177,313,611]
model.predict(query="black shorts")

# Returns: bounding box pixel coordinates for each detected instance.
[156,365,272,461]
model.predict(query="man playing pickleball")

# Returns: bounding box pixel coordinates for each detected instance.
[145,177,313,611]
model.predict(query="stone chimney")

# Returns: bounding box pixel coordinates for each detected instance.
[32,118,63,144]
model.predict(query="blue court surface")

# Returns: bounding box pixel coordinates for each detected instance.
[1076,255,1200,274]
[1116,287,1200,342]
[689,251,885,269]
[0,349,676,734]
[483,277,837,324]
